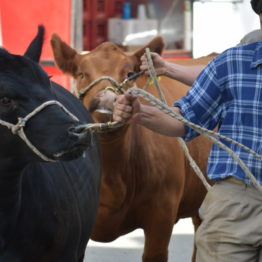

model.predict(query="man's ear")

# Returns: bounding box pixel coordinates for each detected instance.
[50,33,79,77]
[130,36,166,71]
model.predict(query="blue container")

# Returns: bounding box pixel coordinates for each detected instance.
[122,2,131,20]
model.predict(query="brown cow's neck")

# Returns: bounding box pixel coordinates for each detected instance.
[98,125,131,210]
[98,124,150,210]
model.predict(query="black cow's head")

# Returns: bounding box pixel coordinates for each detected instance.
[0,27,91,162]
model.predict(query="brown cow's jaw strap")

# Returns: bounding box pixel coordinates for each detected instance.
[76,76,122,99]
[75,72,144,99]
[0,100,79,162]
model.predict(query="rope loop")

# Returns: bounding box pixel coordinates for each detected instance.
[76,72,144,99]
[0,100,80,162]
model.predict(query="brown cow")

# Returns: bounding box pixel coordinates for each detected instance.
[51,35,215,262]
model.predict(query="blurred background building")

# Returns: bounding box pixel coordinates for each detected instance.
[0,0,259,89]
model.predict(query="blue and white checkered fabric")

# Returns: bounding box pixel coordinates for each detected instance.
[175,41,262,185]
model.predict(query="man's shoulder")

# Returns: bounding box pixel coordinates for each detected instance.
[238,29,262,46]
[214,40,260,64]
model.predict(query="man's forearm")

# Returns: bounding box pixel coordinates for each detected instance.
[164,63,205,86]
[134,104,185,137]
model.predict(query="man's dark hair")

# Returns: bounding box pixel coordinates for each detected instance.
[251,0,262,14]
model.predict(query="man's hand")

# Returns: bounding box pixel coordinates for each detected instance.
[140,52,167,76]
[113,93,185,137]
[113,93,140,123]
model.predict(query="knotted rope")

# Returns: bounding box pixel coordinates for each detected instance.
[0,100,79,162]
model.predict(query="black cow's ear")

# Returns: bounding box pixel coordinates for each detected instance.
[24,25,45,62]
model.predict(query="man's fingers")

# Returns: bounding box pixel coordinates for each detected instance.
[140,52,161,74]
[116,94,128,104]
[113,93,138,122]
[115,103,133,113]
[113,105,133,122]
[125,93,138,104]
[116,93,135,105]
[140,58,150,74]
[150,52,159,58]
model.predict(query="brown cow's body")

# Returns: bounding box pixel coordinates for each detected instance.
[51,36,215,262]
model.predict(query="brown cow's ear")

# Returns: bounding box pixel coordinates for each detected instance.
[132,35,166,60]
[131,36,166,72]
[50,34,79,78]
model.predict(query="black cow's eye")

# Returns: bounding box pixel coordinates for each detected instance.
[0,97,12,106]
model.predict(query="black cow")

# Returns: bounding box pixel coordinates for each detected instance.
[0,26,101,262]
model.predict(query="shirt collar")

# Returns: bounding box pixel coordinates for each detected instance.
[251,41,262,68]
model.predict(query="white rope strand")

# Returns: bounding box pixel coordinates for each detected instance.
[144,49,211,190]
[77,76,120,98]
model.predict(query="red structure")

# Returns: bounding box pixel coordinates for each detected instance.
[0,0,72,89]
[82,0,151,50]
[0,0,147,88]
[2,0,178,88]
[83,0,125,50]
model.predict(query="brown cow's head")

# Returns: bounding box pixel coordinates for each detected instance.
[51,35,165,123]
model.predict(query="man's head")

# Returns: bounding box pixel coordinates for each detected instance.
[251,0,262,14]
[251,0,262,29]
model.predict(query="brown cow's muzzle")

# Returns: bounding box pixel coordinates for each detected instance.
[89,88,118,115]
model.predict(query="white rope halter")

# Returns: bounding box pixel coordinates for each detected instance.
[0,100,79,162]
[74,72,144,99]
[75,76,122,99]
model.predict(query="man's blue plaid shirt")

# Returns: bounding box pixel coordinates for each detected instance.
[174,41,262,185]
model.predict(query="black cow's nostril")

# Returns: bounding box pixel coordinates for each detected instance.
[69,124,85,134]
[66,124,92,151]
[68,124,91,140]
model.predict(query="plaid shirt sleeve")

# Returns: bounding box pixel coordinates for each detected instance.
[174,59,224,141]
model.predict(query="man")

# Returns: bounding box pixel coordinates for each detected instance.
[113,0,262,261]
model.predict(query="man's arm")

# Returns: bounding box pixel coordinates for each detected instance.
[113,93,185,137]
[164,63,205,86]
[140,52,205,86]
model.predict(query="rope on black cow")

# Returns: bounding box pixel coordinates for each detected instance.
[0,100,80,162]
[126,86,262,192]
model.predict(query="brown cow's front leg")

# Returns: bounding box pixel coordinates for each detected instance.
[191,214,202,262]
[142,216,174,262]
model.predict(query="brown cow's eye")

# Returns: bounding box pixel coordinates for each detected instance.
[127,72,135,78]
[0,97,12,106]
[78,72,84,79]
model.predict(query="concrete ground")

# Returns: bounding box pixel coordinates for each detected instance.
[84,218,194,262]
